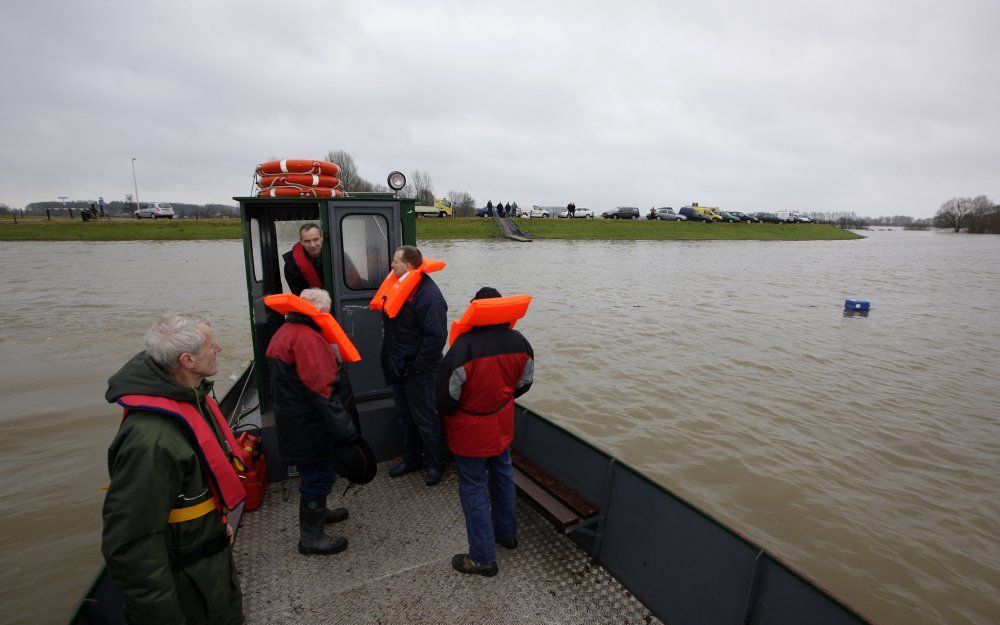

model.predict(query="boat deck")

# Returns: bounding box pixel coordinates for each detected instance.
[234,461,660,624]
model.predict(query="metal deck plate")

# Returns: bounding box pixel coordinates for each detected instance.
[235,462,661,624]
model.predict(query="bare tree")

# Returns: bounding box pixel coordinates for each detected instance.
[448,191,476,217]
[326,150,374,192]
[410,169,435,206]
[934,196,991,232]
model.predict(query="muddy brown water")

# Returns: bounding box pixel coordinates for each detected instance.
[0,231,997,625]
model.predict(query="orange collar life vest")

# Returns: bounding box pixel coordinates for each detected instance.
[369,258,446,319]
[264,293,362,362]
[448,294,532,346]
[117,394,247,513]
[290,242,324,290]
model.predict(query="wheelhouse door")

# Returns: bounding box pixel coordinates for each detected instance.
[327,200,400,400]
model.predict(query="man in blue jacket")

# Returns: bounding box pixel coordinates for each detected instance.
[380,245,449,485]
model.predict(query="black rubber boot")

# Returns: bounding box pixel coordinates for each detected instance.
[298,495,348,555]
[324,506,349,524]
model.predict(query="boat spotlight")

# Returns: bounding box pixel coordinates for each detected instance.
[387,171,406,192]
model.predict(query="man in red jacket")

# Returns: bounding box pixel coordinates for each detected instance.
[436,287,534,576]
[265,288,359,555]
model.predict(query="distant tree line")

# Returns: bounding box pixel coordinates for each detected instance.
[19,199,238,218]
[803,212,933,230]
[933,195,998,234]
[326,149,477,216]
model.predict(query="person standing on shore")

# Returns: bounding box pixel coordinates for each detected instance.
[102,314,246,625]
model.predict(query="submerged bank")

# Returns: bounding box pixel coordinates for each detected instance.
[0,217,861,241]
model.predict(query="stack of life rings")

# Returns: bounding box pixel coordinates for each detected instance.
[256,159,345,198]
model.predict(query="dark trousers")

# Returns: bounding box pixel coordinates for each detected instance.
[455,448,517,564]
[391,368,444,470]
[298,459,337,498]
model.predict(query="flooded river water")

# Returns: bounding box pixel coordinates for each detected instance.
[1,230,998,625]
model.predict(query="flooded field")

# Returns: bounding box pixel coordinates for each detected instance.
[0,230,997,625]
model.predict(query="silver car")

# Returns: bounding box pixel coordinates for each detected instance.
[654,207,686,221]
[134,202,175,219]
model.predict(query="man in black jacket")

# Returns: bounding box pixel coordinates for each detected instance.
[380,245,449,486]
[282,223,325,295]
[266,288,359,555]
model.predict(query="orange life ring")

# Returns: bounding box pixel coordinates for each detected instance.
[259,174,341,189]
[258,187,344,198]
[264,293,362,362]
[449,294,532,345]
[256,159,341,177]
[369,258,446,319]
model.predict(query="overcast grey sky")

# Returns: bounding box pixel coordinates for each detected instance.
[1,0,997,217]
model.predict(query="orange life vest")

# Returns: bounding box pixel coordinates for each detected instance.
[117,394,247,518]
[264,293,362,363]
[448,294,532,346]
[369,258,446,319]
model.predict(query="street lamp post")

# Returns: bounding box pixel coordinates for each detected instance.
[131,158,140,211]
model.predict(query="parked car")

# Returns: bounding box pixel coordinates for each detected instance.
[475,207,489,217]
[134,202,175,219]
[678,206,720,222]
[653,207,686,221]
[717,211,742,223]
[754,212,782,223]
[558,207,594,218]
[518,206,550,218]
[725,211,756,222]
[602,206,640,220]
[794,214,814,223]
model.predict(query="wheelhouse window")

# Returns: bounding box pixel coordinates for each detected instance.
[341,214,390,290]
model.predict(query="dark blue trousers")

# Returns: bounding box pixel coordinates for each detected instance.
[392,369,444,470]
[454,448,517,564]
[298,460,337,498]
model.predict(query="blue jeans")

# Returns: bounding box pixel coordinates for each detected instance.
[454,448,517,564]
[298,460,337,498]
[392,368,444,470]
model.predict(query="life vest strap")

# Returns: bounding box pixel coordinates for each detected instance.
[168,498,217,523]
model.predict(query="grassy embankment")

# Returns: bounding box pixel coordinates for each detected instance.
[0,217,243,241]
[416,218,862,241]
[0,216,861,241]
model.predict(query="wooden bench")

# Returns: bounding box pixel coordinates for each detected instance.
[511,450,598,533]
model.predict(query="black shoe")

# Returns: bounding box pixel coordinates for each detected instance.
[389,460,421,478]
[298,495,348,555]
[424,467,443,486]
[496,537,518,550]
[451,553,498,577]
[324,507,348,525]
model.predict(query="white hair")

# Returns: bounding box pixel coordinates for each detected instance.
[144,313,212,371]
[300,288,332,312]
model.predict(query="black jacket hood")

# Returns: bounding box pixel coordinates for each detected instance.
[105,351,215,405]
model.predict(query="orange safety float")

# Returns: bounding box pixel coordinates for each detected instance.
[256,159,341,177]
[259,174,341,189]
[264,293,362,362]
[449,294,532,345]
[257,187,344,198]
[369,258,446,319]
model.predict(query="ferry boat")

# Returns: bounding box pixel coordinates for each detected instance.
[71,186,879,625]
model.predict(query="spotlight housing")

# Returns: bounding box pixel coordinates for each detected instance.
[387,171,406,191]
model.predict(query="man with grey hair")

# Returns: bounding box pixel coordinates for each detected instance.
[266,288,360,555]
[103,313,246,625]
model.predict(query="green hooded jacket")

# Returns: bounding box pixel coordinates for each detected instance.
[102,352,244,625]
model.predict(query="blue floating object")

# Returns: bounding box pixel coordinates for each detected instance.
[845,299,870,311]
